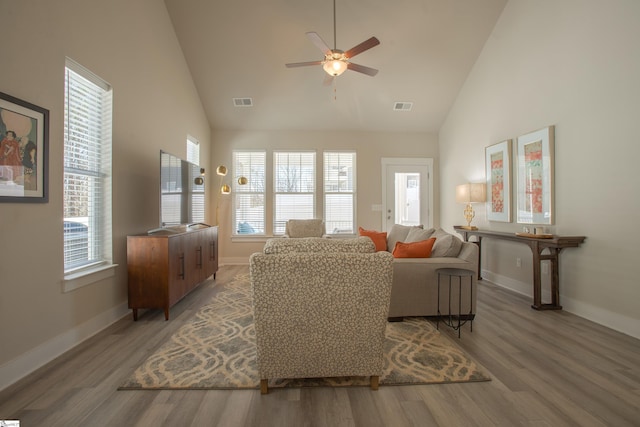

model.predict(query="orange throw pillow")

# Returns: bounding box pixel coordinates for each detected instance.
[392,238,436,258]
[358,227,388,252]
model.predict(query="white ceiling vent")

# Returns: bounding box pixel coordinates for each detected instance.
[233,98,253,107]
[393,102,413,111]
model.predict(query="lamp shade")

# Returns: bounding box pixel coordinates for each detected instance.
[216,165,227,176]
[323,59,348,76]
[456,183,486,204]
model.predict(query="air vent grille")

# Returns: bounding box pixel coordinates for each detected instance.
[233,98,253,107]
[393,102,413,111]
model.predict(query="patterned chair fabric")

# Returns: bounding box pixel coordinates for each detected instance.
[263,236,375,254]
[283,219,326,238]
[250,239,394,394]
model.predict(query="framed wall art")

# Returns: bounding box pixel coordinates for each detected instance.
[485,139,512,222]
[515,126,554,224]
[0,92,49,203]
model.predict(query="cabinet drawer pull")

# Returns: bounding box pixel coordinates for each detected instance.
[179,254,185,279]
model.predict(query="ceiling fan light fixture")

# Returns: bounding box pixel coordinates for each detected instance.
[323,59,348,76]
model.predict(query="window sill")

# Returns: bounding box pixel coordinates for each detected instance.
[62,263,118,293]
[230,234,357,242]
[231,235,270,243]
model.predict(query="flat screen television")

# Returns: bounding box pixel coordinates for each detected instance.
[159,150,205,227]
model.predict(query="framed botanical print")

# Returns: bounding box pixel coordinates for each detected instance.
[516,126,554,224]
[0,92,49,203]
[485,140,512,222]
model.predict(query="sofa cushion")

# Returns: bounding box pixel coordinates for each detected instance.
[387,224,423,253]
[392,238,436,258]
[358,227,388,251]
[263,236,375,254]
[406,227,436,242]
[431,228,463,257]
[285,219,325,238]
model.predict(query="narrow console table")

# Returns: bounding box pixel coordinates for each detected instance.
[453,227,585,311]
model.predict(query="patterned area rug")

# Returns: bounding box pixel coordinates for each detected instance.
[119,271,490,390]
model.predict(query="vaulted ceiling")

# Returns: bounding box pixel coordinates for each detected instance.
[164,0,507,133]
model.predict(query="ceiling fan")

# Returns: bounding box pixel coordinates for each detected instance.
[285,0,380,78]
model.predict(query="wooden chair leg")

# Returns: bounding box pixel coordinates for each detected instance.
[260,379,269,394]
[370,375,379,390]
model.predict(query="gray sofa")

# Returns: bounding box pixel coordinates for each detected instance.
[383,225,479,320]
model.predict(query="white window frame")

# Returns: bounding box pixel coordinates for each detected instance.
[62,58,116,292]
[323,151,356,235]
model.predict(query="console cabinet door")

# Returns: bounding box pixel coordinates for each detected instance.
[127,236,170,319]
[167,235,186,308]
[203,226,218,280]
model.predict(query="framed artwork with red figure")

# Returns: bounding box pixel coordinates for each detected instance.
[0,92,49,203]
[516,126,554,225]
[485,139,512,222]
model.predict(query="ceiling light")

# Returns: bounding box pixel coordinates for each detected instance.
[322,51,348,76]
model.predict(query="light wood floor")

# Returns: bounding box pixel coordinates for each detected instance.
[1,265,639,426]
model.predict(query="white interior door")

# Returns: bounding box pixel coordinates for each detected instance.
[381,158,433,231]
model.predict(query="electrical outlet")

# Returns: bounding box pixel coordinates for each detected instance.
[516,257,522,267]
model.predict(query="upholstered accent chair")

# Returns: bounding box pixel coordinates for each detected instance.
[250,237,394,394]
[283,219,326,238]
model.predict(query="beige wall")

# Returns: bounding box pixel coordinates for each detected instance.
[0,0,211,389]
[439,0,640,338]
[211,130,438,262]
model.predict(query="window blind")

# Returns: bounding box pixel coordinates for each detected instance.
[274,151,315,234]
[186,136,199,164]
[233,151,266,234]
[64,59,112,272]
[324,152,356,234]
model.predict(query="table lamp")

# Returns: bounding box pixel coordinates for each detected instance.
[456,183,486,230]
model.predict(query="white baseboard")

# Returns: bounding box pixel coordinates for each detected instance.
[481,269,640,340]
[0,301,129,392]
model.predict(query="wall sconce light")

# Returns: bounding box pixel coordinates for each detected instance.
[455,183,486,230]
[215,164,248,226]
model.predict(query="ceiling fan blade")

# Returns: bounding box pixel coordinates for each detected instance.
[306,32,332,55]
[347,62,379,76]
[344,37,380,59]
[285,61,323,68]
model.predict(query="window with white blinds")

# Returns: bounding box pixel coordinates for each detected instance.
[324,152,356,235]
[186,136,199,164]
[63,59,113,273]
[273,151,315,235]
[233,150,266,234]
